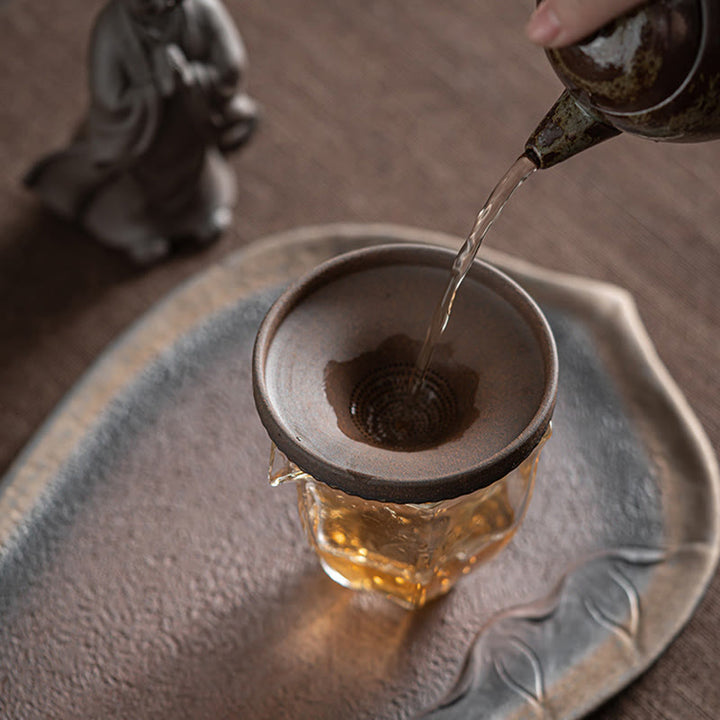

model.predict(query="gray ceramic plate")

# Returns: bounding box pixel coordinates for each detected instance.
[0,224,717,720]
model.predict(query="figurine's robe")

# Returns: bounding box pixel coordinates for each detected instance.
[26,0,256,247]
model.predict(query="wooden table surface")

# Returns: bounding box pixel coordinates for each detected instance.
[1,1,718,718]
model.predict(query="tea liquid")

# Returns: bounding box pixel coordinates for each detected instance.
[296,446,542,608]
[413,155,537,388]
[323,156,537,455]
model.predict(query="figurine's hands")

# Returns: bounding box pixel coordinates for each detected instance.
[165,44,195,87]
[153,46,176,97]
[526,0,646,47]
[152,44,194,97]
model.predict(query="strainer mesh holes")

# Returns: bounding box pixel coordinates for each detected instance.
[349,363,459,451]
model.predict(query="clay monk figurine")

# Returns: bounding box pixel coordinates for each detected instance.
[25,0,259,265]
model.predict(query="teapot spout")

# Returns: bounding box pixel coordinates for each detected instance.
[524,90,621,169]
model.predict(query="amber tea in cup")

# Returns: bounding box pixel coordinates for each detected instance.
[252,244,557,608]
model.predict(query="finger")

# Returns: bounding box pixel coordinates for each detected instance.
[525,0,647,48]
[165,44,185,69]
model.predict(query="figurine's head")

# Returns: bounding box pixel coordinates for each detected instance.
[123,0,183,19]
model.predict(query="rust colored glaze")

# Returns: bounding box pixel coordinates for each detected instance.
[526,0,720,168]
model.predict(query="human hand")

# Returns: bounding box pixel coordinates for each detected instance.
[525,0,647,47]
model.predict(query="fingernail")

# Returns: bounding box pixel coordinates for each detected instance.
[525,3,563,45]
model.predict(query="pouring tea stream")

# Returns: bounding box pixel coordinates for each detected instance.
[415,0,720,385]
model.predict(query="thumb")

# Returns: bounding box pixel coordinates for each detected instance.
[525,0,647,48]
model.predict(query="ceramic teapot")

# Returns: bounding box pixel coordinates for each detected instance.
[525,0,720,168]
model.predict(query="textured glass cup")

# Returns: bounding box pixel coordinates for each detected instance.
[253,244,558,608]
[269,430,550,608]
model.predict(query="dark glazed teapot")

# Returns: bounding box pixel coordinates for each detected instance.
[525,0,720,168]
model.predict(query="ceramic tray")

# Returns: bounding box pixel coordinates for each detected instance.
[0,224,717,720]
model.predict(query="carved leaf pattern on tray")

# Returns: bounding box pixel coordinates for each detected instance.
[582,564,640,655]
[420,546,670,720]
[493,636,546,715]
